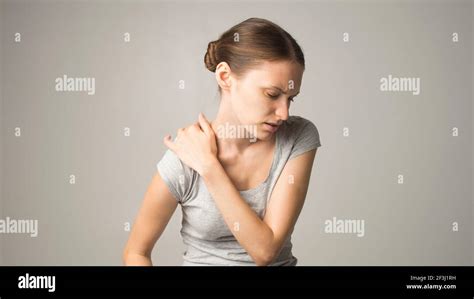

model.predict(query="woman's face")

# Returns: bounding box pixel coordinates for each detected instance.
[225,60,304,141]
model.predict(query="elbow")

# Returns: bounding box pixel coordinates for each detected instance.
[122,248,130,265]
[253,229,279,266]
[122,247,137,265]
[122,246,153,266]
[253,248,277,267]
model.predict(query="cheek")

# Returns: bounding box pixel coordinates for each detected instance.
[232,85,271,123]
[232,88,256,116]
[243,94,270,122]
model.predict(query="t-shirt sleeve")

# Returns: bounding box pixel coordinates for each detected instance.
[288,117,322,160]
[156,149,194,204]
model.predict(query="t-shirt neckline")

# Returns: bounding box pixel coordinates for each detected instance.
[238,129,280,195]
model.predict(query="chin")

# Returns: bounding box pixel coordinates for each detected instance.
[255,129,273,142]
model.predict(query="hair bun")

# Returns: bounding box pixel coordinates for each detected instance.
[204,41,219,72]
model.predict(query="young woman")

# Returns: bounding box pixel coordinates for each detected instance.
[123,17,321,266]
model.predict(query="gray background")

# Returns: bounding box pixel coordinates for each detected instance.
[0,0,472,266]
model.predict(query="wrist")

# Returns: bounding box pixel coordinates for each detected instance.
[200,156,221,178]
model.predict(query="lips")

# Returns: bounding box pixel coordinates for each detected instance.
[263,122,280,133]
[265,122,280,127]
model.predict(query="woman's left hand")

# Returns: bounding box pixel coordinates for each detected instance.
[164,113,218,176]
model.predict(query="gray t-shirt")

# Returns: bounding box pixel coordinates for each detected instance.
[157,115,321,266]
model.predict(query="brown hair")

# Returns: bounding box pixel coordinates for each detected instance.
[204,17,305,86]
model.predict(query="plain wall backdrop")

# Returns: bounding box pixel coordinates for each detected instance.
[0,0,472,266]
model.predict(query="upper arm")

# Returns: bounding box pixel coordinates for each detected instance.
[263,147,318,259]
[123,172,179,258]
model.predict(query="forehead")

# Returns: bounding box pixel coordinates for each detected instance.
[242,60,304,88]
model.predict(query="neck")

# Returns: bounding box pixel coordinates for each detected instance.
[210,100,261,157]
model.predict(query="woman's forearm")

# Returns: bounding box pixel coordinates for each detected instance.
[123,252,153,266]
[200,158,276,266]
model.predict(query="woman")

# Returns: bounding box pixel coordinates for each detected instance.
[123,17,321,266]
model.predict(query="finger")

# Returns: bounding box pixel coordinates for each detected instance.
[163,135,177,152]
[198,113,212,136]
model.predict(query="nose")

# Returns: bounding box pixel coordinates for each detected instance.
[275,99,289,122]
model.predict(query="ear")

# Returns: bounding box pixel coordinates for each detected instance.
[215,61,232,91]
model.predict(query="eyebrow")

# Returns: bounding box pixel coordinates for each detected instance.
[265,85,300,96]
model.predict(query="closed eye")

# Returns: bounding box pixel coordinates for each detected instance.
[267,93,295,102]
[267,93,279,99]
